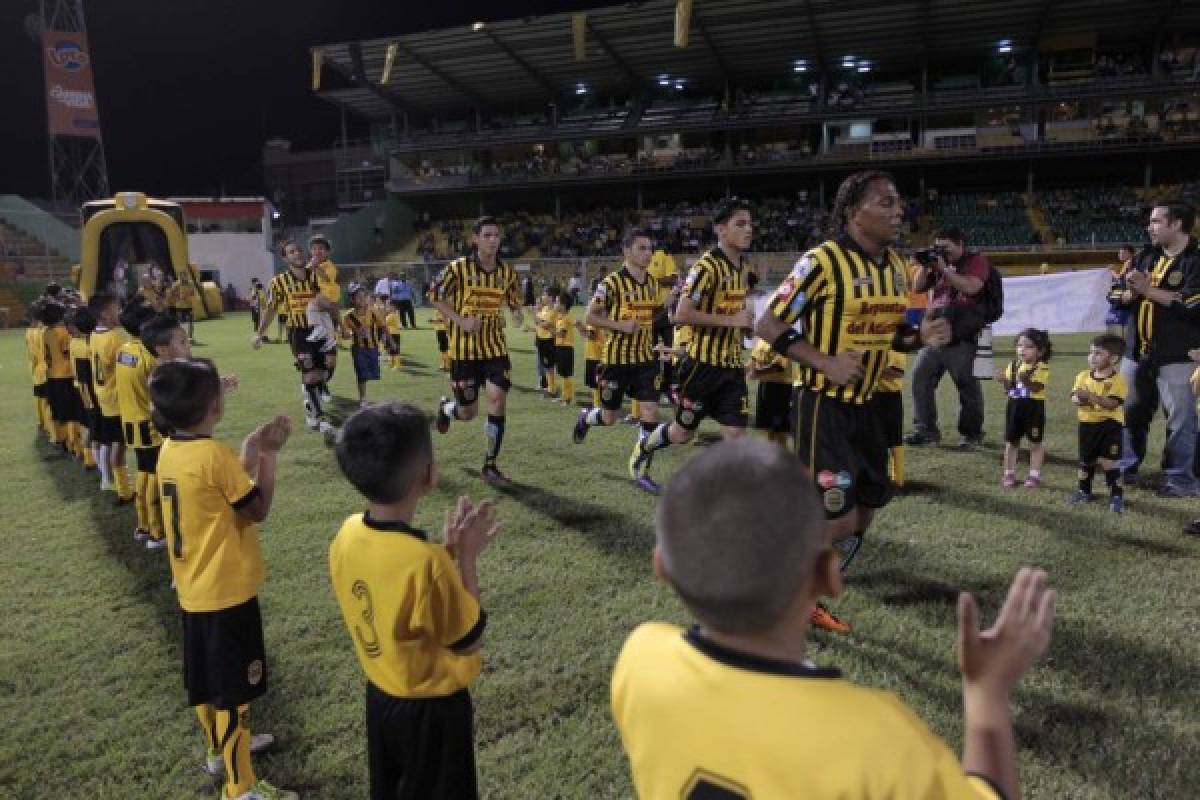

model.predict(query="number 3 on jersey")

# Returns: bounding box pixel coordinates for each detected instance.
[161,480,184,559]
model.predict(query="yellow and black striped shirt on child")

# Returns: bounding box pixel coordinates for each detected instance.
[432,255,521,361]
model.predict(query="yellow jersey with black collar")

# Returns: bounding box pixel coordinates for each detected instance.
[1073,370,1126,424]
[555,311,576,348]
[158,434,263,612]
[90,326,129,416]
[314,259,341,303]
[43,324,73,380]
[70,335,97,410]
[612,622,1003,800]
[681,248,747,368]
[583,325,606,360]
[27,325,47,385]
[767,236,909,404]
[329,512,485,699]
[535,306,557,340]
[115,339,160,448]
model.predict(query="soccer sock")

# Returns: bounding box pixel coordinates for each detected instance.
[1078,465,1095,494]
[631,400,642,418]
[134,471,150,530]
[97,445,112,485]
[1105,469,1123,499]
[562,378,574,402]
[113,456,132,500]
[591,389,601,407]
[304,384,323,417]
[485,415,506,465]
[196,703,219,757]
[642,422,672,454]
[82,442,96,468]
[584,408,609,428]
[890,446,905,486]
[216,705,256,798]
[440,398,461,423]
[837,531,866,572]
[144,471,163,539]
[547,373,558,395]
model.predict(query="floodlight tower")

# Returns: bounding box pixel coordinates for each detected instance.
[32,0,110,207]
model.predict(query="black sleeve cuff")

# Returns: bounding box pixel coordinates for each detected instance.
[230,486,261,511]
[965,772,1009,800]
[449,610,488,653]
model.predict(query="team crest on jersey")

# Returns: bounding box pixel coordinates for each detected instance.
[247,659,263,686]
[1166,270,1183,288]
[679,409,696,426]
[823,488,846,514]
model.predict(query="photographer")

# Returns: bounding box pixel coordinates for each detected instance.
[905,227,990,449]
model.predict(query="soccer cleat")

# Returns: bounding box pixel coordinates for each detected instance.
[622,414,637,425]
[1066,489,1093,505]
[1109,496,1125,514]
[810,604,851,634]
[435,397,452,435]
[318,419,337,435]
[628,440,654,482]
[319,389,333,405]
[956,434,984,451]
[1155,484,1199,499]
[305,328,326,344]
[1023,475,1041,489]
[226,779,299,800]
[633,475,661,495]
[202,734,276,780]
[145,537,167,551]
[572,409,590,444]
[480,464,511,486]
[359,400,371,410]
[1001,473,1017,488]
[133,527,151,542]
[902,430,940,446]
[100,479,113,492]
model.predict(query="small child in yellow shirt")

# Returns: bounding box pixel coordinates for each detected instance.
[384,300,403,369]
[553,293,577,405]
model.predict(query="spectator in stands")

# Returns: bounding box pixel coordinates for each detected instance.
[906,227,991,449]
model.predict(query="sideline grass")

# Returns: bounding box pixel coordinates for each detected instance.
[0,313,1197,799]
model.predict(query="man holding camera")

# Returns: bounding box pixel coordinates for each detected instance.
[905,227,990,449]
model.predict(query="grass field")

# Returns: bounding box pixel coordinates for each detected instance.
[1,311,1198,799]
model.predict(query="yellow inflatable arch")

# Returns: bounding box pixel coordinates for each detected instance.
[73,192,222,318]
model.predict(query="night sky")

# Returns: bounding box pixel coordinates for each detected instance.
[2,0,601,200]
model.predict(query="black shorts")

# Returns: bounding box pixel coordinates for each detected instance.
[94,413,124,445]
[436,330,449,353]
[675,357,749,430]
[794,388,892,519]
[172,308,193,324]
[1005,398,1046,445]
[535,338,556,370]
[33,383,47,399]
[366,684,478,800]
[451,356,512,405]
[1079,420,1123,464]
[584,358,600,389]
[871,390,904,447]
[79,404,95,431]
[288,326,329,373]
[555,346,575,378]
[134,444,160,473]
[755,382,793,434]
[182,596,268,710]
[598,362,660,411]
[46,377,81,423]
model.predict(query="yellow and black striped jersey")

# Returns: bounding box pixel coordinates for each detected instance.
[432,255,520,361]
[268,268,319,329]
[70,336,97,410]
[43,324,73,380]
[115,340,160,448]
[595,266,661,366]
[91,327,129,416]
[767,236,909,404]
[681,248,748,369]
[342,307,388,350]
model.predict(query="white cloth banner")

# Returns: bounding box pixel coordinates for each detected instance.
[993,268,1111,335]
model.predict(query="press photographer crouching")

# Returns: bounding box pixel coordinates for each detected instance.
[905,227,993,449]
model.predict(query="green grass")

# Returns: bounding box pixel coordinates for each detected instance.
[1,313,1197,799]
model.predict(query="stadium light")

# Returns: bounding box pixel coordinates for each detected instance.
[575,82,588,95]
[997,39,1013,53]
[857,60,871,73]
[380,42,398,85]
[674,79,685,90]
[658,73,671,86]
[842,55,856,67]
[793,58,808,73]
[472,21,486,32]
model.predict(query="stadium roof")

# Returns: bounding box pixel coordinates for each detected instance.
[314,0,1198,119]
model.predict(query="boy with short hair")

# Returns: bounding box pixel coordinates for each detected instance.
[305,235,340,351]
[1068,334,1128,513]
[329,403,499,800]
[150,358,296,800]
[612,438,1055,800]
[553,292,577,404]
[42,301,82,455]
[89,293,134,502]
[582,321,606,408]
[385,299,404,370]
[341,283,391,408]
[535,287,560,397]
[67,306,100,472]
[117,310,192,547]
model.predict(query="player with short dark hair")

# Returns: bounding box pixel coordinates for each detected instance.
[330,403,499,800]
[535,286,561,397]
[431,216,525,485]
[341,283,391,407]
[88,293,134,503]
[67,306,100,472]
[41,301,82,456]
[611,438,1055,800]
[151,358,295,800]
[1068,335,1128,512]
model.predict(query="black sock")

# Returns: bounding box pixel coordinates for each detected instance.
[585,408,608,427]
[837,531,865,572]
[1078,464,1095,494]
[485,415,505,465]
[642,423,672,453]
[639,420,658,439]
[1105,469,1123,498]
[305,384,323,416]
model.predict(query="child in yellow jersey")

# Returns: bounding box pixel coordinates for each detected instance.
[67,306,99,471]
[305,235,341,352]
[535,287,559,396]
[26,302,52,438]
[385,299,404,369]
[612,439,1055,800]
[341,284,391,408]
[582,322,607,408]
[553,292,577,405]
[150,358,297,800]
[871,349,908,487]
[995,329,1052,489]
[432,308,451,371]
[40,302,81,453]
[747,338,793,448]
[330,403,499,800]
[118,310,192,548]
[87,293,133,501]
[1068,334,1128,513]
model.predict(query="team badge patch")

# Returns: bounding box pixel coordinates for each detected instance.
[680,409,696,427]
[1166,270,1183,288]
[247,659,263,686]
[823,488,846,514]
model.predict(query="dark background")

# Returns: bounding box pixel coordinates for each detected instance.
[1,0,601,199]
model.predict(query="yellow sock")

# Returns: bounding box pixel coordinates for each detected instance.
[562,378,574,404]
[113,458,132,501]
[49,419,63,445]
[548,374,558,395]
[68,422,83,457]
[196,704,219,757]
[890,446,906,486]
[216,705,256,797]
[134,470,151,531]
[38,397,52,434]
[144,471,163,539]
[591,389,601,408]
[82,444,96,468]
[631,400,641,418]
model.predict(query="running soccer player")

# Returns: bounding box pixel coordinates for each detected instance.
[252,241,335,433]
[432,216,525,486]
[572,229,665,493]
[632,199,756,479]
[755,170,952,632]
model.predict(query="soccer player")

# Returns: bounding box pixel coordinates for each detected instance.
[755,170,952,632]
[304,235,341,350]
[253,241,334,433]
[330,403,498,800]
[632,199,757,480]
[1068,335,1128,512]
[168,274,197,343]
[535,287,560,397]
[431,217,525,485]
[26,300,52,438]
[89,293,134,503]
[41,302,82,456]
[612,438,1055,800]
[68,306,100,472]
[117,310,192,548]
[647,245,679,400]
[572,229,665,493]
[150,358,294,800]
[996,329,1052,489]
[341,283,391,408]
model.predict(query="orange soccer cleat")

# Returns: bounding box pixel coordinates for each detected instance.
[810,603,851,634]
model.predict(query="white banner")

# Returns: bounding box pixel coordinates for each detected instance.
[993,268,1112,335]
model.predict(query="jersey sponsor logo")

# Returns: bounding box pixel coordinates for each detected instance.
[463,287,504,317]
[116,351,138,367]
[817,470,838,490]
[713,290,746,315]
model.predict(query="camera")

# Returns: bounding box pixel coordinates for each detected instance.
[914,245,949,268]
